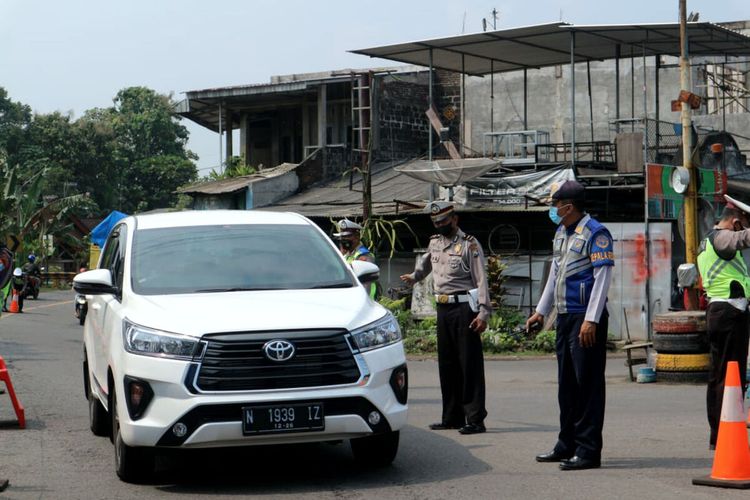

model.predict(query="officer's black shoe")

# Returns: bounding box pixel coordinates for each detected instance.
[458,423,486,434]
[535,450,573,462]
[559,456,601,471]
[429,422,463,430]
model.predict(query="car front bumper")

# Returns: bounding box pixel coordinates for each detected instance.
[113,342,408,448]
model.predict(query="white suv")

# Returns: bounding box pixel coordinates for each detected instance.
[74,210,408,482]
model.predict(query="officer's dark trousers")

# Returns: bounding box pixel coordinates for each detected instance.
[706,302,749,446]
[554,311,608,460]
[436,302,487,425]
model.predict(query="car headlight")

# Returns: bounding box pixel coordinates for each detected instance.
[349,313,402,352]
[123,320,198,360]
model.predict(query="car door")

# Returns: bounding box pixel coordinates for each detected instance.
[89,225,127,390]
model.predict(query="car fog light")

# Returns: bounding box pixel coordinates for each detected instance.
[368,411,381,426]
[389,365,409,405]
[124,376,153,420]
[172,422,188,437]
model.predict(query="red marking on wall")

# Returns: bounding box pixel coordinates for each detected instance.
[632,233,669,284]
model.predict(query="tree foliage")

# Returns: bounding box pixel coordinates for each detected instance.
[0,85,198,215]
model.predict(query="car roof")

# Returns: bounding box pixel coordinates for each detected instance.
[130,210,311,230]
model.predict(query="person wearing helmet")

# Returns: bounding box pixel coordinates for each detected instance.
[334,219,379,299]
[10,267,25,312]
[697,194,750,450]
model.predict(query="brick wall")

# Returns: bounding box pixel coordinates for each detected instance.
[374,75,430,162]
[373,70,463,162]
[435,70,462,146]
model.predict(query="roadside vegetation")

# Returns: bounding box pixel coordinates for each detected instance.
[0,86,199,263]
[379,256,558,355]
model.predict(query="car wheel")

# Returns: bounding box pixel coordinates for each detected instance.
[350,431,399,467]
[112,388,153,483]
[84,358,110,437]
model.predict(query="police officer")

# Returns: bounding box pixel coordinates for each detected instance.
[697,194,750,450]
[400,201,491,434]
[334,219,377,298]
[526,180,614,470]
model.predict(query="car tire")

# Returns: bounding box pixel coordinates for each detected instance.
[350,431,399,467]
[656,370,709,384]
[89,391,110,437]
[84,356,110,437]
[652,332,709,354]
[651,311,706,333]
[112,388,153,483]
[655,353,711,372]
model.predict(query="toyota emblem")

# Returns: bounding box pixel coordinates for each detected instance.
[263,340,296,362]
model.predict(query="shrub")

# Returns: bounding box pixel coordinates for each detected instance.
[481,329,524,353]
[403,329,438,354]
[531,330,556,352]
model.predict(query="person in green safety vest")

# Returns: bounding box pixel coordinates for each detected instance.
[334,219,378,299]
[697,194,750,450]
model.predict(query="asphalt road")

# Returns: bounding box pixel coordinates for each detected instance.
[0,290,747,499]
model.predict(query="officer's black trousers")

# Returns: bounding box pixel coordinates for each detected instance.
[436,302,487,425]
[706,301,749,446]
[554,311,608,460]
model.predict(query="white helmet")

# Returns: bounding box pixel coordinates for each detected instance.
[13,267,22,277]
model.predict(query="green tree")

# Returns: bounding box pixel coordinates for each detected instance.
[107,87,197,212]
[0,87,32,154]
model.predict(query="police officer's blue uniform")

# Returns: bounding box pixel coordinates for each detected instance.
[552,214,614,463]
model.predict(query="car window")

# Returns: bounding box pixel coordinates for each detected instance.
[130,224,355,295]
[99,226,121,271]
[111,225,128,290]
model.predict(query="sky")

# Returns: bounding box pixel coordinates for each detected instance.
[2,0,748,175]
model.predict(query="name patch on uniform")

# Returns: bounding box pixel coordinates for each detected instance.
[591,251,615,262]
[570,238,585,253]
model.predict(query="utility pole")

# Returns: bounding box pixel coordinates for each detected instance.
[680,0,699,309]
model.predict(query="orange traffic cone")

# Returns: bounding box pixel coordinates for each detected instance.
[8,290,19,313]
[694,361,750,488]
[0,355,25,429]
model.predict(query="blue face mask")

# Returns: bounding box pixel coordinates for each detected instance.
[549,204,570,225]
[549,206,562,225]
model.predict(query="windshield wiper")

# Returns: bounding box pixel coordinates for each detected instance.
[193,287,274,293]
[307,282,353,289]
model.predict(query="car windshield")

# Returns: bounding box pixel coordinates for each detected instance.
[130,224,355,295]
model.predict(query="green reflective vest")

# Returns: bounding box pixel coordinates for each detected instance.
[697,233,750,299]
[346,247,378,299]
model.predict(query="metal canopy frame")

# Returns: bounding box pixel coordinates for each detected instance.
[351,22,750,76]
[352,21,750,166]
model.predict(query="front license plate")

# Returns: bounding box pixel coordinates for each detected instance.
[242,403,325,435]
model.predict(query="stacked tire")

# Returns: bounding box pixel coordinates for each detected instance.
[652,311,709,383]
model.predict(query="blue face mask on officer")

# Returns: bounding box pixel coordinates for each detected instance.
[549,204,570,225]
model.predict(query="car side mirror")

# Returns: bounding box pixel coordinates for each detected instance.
[73,269,118,296]
[350,260,380,284]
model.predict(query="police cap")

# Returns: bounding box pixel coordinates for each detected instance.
[426,201,455,223]
[333,219,362,237]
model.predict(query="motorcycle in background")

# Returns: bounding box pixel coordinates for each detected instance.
[74,267,87,325]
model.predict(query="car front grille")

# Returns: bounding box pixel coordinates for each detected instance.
[195,329,360,391]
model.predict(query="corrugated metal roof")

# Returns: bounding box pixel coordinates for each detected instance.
[179,163,298,195]
[351,22,750,76]
[257,161,551,217]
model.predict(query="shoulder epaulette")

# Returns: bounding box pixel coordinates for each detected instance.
[462,234,475,241]
[430,234,440,239]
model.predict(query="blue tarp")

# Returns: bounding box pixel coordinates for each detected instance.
[90,211,127,247]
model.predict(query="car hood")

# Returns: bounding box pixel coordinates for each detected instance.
[123,287,386,337]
